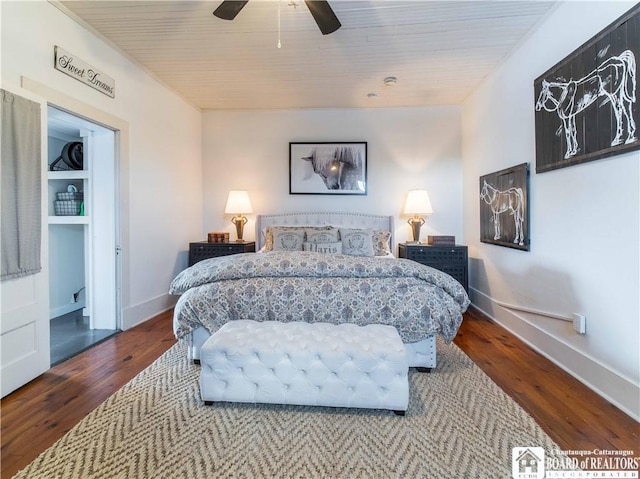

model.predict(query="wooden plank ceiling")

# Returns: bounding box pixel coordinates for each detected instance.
[57,0,556,110]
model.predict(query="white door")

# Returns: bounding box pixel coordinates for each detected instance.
[0,276,50,396]
[1,93,50,397]
[1,98,120,397]
[83,124,117,330]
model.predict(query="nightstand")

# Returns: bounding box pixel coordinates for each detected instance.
[398,243,468,292]
[188,241,256,267]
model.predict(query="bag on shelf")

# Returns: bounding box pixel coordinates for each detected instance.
[49,141,84,171]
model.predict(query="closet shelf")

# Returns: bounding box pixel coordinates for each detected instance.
[48,216,89,225]
[48,170,89,180]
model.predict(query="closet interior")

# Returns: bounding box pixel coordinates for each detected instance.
[47,106,119,365]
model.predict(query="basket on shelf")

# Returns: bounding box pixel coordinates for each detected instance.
[54,200,83,216]
[56,191,83,201]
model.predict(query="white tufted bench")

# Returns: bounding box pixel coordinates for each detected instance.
[200,320,409,415]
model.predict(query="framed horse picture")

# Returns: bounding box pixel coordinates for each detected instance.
[289,142,367,195]
[480,163,530,251]
[534,4,640,173]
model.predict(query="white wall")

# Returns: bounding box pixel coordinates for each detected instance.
[462,1,639,419]
[201,107,463,249]
[48,224,85,318]
[1,1,203,329]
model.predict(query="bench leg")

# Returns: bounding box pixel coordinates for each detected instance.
[415,367,432,373]
[393,410,405,416]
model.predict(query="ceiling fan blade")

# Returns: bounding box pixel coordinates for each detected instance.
[304,0,341,35]
[213,1,249,20]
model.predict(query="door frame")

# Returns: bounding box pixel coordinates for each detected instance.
[47,106,119,330]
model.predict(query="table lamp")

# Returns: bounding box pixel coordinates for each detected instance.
[403,189,433,243]
[224,190,253,241]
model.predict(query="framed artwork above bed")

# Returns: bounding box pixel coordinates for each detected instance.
[289,142,367,195]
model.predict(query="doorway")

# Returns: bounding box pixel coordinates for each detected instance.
[47,106,120,364]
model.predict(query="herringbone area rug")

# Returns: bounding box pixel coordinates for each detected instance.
[13,339,563,478]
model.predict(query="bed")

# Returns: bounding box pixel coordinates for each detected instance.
[170,212,470,369]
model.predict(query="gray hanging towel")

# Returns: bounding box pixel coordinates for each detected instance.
[1,89,42,280]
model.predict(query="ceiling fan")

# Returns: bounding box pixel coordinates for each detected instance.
[213,0,341,35]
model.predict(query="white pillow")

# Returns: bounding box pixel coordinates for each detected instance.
[272,228,305,251]
[339,228,375,257]
[303,241,342,254]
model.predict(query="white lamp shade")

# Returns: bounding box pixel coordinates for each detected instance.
[403,190,433,215]
[224,190,253,214]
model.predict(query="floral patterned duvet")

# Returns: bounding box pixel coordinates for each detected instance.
[170,251,470,344]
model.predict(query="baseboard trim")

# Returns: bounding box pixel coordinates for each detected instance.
[49,302,85,320]
[470,289,640,422]
[121,293,177,330]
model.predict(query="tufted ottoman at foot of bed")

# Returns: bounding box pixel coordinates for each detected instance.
[200,320,409,414]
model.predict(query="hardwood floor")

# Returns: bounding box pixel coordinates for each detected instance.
[1,310,176,478]
[1,307,638,478]
[455,308,639,455]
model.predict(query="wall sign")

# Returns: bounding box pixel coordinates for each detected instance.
[54,46,115,98]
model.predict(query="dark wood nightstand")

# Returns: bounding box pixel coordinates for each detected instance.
[398,243,468,292]
[188,241,256,267]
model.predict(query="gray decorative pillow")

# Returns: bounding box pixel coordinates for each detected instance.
[372,230,392,256]
[339,228,375,257]
[305,228,339,244]
[264,226,305,251]
[272,228,305,251]
[303,241,342,254]
[263,225,332,251]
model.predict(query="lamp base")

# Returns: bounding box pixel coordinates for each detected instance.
[407,217,425,243]
[231,216,248,241]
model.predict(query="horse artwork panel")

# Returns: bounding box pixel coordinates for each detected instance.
[534,4,640,173]
[479,164,529,251]
[289,142,367,195]
[480,181,525,246]
[535,50,637,160]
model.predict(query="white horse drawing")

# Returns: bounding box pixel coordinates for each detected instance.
[480,181,525,246]
[301,146,364,191]
[535,49,637,159]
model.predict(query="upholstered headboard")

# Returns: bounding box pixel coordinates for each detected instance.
[255,212,394,251]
